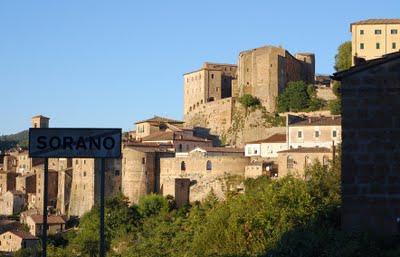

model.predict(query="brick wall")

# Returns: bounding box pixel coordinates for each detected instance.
[340,56,400,235]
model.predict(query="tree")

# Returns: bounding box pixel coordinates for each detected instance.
[334,41,352,72]
[277,81,312,112]
[238,94,261,108]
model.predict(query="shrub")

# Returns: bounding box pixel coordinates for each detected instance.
[329,99,341,115]
[239,94,261,108]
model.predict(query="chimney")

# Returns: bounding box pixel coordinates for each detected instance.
[308,117,312,124]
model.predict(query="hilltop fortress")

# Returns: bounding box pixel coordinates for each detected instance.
[184,45,315,146]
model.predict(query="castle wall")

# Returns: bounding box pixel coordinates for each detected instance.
[121,148,156,204]
[159,152,249,202]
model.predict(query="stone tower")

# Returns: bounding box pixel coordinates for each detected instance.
[31,115,50,128]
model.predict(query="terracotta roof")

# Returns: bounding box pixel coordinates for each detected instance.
[7,230,38,240]
[135,116,183,125]
[278,147,331,153]
[289,116,341,126]
[124,142,174,153]
[141,131,208,143]
[193,147,244,153]
[246,133,286,144]
[333,52,400,80]
[29,215,66,225]
[351,19,400,26]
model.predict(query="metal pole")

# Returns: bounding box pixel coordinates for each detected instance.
[42,158,48,257]
[100,158,106,257]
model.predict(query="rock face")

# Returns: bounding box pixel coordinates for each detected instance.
[185,97,285,147]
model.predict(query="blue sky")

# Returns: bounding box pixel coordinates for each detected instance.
[1,1,399,135]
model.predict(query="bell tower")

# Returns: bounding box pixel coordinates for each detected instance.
[31,115,50,128]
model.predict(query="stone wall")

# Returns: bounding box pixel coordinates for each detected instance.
[185,97,285,147]
[339,55,400,235]
[159,151,249,202]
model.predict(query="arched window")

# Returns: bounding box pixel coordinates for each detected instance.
[323,156,329,166]
[178,144,183,152]
[287,155,294,169]
[181,161,186,171]
[206,160,212,171]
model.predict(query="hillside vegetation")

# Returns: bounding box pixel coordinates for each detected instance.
[12,154,400,257]
[0,130,28,152]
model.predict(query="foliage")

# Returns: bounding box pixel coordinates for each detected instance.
[329,99,341,115]
[138,193,170,218]
[277,81,325,113]
[0,130,28,152]
[47,152,400,257]
[334,41,352,72]
[238,94,261,109]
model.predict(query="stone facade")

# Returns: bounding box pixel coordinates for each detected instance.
[287,115,341,149]
[159,147,249,203]
[184,62,237,115]
[25,215,66,236]
[0,230,39,253]
[351,19,400,65]
[35,169,58,213]
[238,46,315,112]
[68,158,121,217]
[0,191,25,216]
[135,116,184,140]
[333,52,400,235]
[0,171,17,195]
[16,173,36,196]
[277,147,332,178]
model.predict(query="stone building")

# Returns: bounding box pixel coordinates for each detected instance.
[277,147,332,178]
[0,171,18,195]
[141,131,212,153]
[245,133,287,158]
[69,158,121,217]
[0,230,39,253]
[0,154,17,172]
[351,19,400,65]
[159,147,248,204]
[183,62,238,115]
[238,45,315,112]
[0,191,26,216]
[135,116,184,140]
[16,173,36,195]
[35,169,58,213]
[287,114,341,149]
[122,143,174,204]
[25,215,66,236]
[333,52,400,235]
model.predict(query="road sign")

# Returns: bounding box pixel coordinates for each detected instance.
[29,128,121,158]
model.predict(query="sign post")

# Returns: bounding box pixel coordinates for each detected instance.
[29,128,122,257]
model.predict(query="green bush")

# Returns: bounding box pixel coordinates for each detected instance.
[329,99,341,115]
[238,94,261,108]
[277,81,325,113]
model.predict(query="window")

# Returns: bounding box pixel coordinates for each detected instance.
[332,130,337,138]
[180,161,186,171]
[211,74,214,79]
[178,144,183,152]
[375,29,382,35]
[393,42,397,49]
[83,160,86,164]
[391,29,398,34]
[75,160,78,165]
[297,131,302,138]
[142,157,146,164]
[206,160,212,171]
[83,171,86,177]
[315,131,320,138]
[115,170,120,176]
[376,43,380,49]
[360,43,364,49]
[360,29,364,35]
[287,156,294,169]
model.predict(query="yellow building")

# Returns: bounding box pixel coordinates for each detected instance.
[351,19,400,65]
